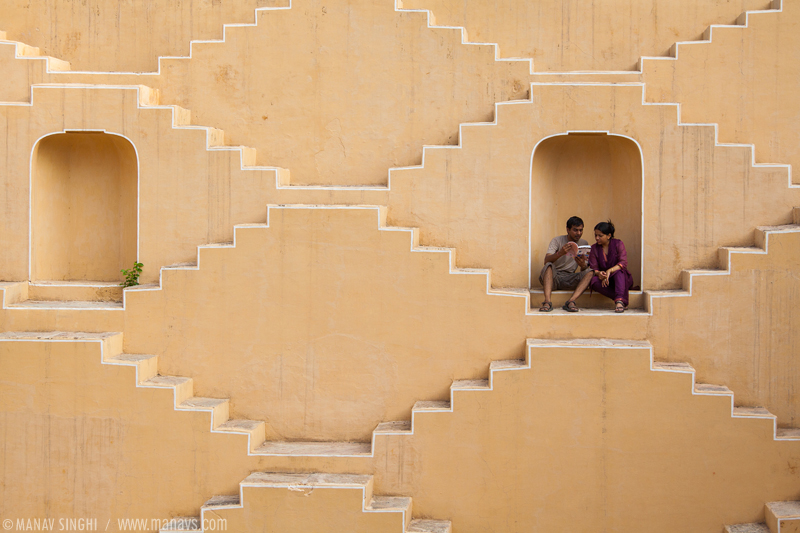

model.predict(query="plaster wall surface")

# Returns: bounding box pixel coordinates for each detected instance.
[30,0,530,185]
[0,335,380,530]
[1,0,799,529]
[374,343,800,532]
[121,208,540,442]
[115,208,794,443]
[648,229,800,427]
[388,83,798,289]
[401,0,770,71]
[2,82,789,292]
[3,205,798,447]
[213,487,405,532]
[0,42,51,103]
[0,0,286,72]
[643,0,800,177]
[4,336,800,532]
[0,86,389,284]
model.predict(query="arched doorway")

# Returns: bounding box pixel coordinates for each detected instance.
[31,132,138,282]
[530,133,642,289]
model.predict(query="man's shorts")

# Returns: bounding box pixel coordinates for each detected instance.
[539,262,586,290]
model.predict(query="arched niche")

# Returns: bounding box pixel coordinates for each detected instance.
[31,132,138,281]
[530,133,642,288]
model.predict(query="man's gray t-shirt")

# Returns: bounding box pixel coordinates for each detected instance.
[547,235,589,273]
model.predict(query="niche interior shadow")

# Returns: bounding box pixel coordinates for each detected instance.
[530,133,642,288]
[31,132,138,282]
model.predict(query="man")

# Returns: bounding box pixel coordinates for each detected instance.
[538,216,594,312]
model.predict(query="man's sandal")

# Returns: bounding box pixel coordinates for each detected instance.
[562,301,578,312]
[615,301,625,313]
[539,302,553,312]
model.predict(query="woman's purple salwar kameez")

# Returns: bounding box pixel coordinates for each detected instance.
[588,238,634,306]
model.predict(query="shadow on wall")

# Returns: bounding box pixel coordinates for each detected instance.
[31,132,138,282]
[530,133,642,288]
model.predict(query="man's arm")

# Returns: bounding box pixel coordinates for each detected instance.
[544,242,572,265]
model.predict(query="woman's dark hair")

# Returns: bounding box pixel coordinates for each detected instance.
[566,216,584,230]
[594,220,615,238]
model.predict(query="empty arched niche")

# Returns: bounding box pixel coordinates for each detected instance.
[530,133,642,288]
[31,132,138,281]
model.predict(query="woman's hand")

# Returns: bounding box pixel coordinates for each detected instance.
[601,269,613,287]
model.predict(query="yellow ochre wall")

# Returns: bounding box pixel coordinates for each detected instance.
[643,0,800,177]
[32,132,138,281]
[0,0,286,72]
[401,0,770,71]
[0,0,799,531]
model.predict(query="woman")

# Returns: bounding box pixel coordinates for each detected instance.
[589,221,634,313]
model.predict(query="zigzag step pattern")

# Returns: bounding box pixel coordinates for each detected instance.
[0,31,71,72]
[640,0,782,64]
[637,0,794,188]
[4,214,799,461]
[158,473,451,533]
[726,500,800,532]
[645,223,800,310]
[1,4,796,529]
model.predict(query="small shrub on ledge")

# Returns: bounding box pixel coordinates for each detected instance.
[120,262,144,287]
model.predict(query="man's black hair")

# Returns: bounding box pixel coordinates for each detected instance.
[566,216,584,230]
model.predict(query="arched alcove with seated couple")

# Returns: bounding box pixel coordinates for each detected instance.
[31,132,138,283]
[530,132,642,295]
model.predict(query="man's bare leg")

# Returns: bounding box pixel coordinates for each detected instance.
[539,265,555,312]
[566,269,594,307]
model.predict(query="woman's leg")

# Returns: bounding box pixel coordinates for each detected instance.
[609,270,631,306]
[589,276,616,301]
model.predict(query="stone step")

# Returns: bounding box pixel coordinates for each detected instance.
[27,280,124,302]
[6,300,123,309]
[374,421,413,434]
[408,519,453,533]
[202,495,240,509]
[178,397,229,429]
[242,472,373,489]
[413,401,451,412]
[490,359,527,371]
[142,375,195,405]
[527,338,651,349]
[653,361,695,373]
[732,406,775,419]
[104,353,159,383]
[366,496,412,523]
[451,379,490,391]
[530,289,645,310]
[254,440,372,457]
[215,419,267,453]
[767,501,800,532]
[724,524,770,533]
[694,383,733,396]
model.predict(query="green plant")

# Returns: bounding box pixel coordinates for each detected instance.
[120,262,143,287]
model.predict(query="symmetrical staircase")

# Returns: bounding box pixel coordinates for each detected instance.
[159,473,451,533]
[642,0,798,183]
[1,0,800,531]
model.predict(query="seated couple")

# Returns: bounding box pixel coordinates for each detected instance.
[538,216,633,313]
